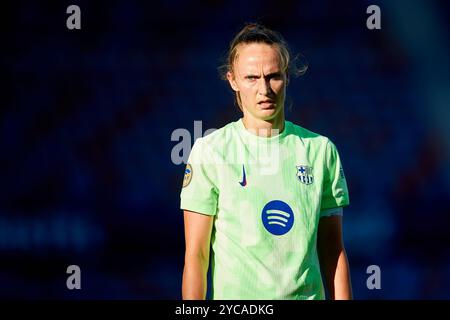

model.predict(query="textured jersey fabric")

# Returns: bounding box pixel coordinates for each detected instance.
[180,118,349,299]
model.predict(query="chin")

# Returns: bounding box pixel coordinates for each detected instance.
[259,108,279,120]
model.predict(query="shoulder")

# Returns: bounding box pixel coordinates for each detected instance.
[287,120,331,148]
[194,120,237,147]
[190,120,238,159]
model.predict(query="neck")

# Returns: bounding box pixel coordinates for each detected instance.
[242,109,285,137]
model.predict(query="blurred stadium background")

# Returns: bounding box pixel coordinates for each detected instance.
[1,0,450,299]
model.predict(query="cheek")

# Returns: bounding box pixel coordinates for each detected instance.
[271,81,286,95]
[240,81,256,90]
[239,83,258,97]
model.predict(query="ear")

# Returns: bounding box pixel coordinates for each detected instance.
[227,71,239,92]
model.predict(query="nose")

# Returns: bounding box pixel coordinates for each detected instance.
[258,78,271,96]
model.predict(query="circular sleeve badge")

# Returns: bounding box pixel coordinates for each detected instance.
[182,164,193,188]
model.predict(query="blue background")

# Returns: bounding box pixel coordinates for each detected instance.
[1,0,450,299]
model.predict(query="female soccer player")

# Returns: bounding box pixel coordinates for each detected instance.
[180,23,352,300]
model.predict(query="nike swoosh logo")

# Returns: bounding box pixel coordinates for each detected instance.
[239,165,247,186]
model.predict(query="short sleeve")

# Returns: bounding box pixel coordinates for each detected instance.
[320,140,350,211]
[180,138,218,216]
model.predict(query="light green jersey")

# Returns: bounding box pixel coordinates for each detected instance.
[180,118,349,300]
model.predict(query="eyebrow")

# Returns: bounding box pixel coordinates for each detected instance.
[245,72,282,79]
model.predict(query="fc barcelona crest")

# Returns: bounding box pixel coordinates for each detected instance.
[183,164,193,188]
[296,165,314,185]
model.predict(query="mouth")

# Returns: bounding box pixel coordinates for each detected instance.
[258,100,276,109]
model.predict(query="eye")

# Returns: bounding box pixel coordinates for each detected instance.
[246,76,258,81]
[269,73,283,80]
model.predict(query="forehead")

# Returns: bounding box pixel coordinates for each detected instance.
[234,43,282,73]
